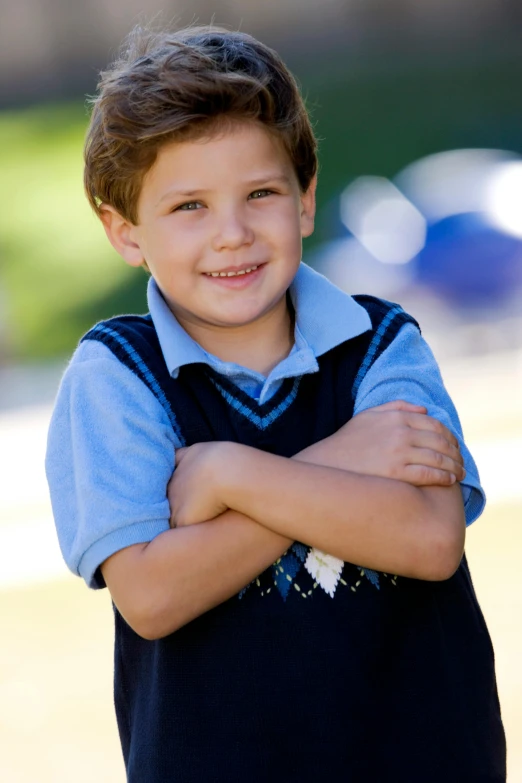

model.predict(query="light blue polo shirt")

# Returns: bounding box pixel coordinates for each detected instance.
[45,263,485,588]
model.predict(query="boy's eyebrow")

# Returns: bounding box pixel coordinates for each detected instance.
[156,189,203,205]
[156,174,293,206]
[247,174,293,188]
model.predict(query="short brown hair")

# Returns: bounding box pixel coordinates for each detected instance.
[84,25,318,225]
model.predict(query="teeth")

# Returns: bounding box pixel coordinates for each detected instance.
[206,265,259,278]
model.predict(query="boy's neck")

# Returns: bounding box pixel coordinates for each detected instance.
[176,297,295,377]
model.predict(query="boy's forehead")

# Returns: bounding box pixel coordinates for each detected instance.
[142,122,297,200]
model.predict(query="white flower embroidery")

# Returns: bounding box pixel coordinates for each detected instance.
[305,548,344,597]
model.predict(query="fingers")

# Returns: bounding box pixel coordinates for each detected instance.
[359,402,459,448]
[409,429,463,464]
[369,400,427,414]
[407,447,466,481]
[402,464,462,487]
[404,414,460,450]
[361,405,461,450]
[407,428,465,480]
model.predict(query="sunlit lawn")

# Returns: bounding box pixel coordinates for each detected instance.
[466,502,522,779]
[0,578,124,783]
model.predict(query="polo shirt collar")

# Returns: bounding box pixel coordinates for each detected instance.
[147,262,371,378]
[289,262,371,357]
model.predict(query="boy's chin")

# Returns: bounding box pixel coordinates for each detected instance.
[209,312,268,328]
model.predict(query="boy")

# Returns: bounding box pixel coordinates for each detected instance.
[46,25,506,782]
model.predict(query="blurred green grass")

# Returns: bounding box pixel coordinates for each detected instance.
[0,104,147,359]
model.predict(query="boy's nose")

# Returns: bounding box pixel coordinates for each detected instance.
[211,209,255,252]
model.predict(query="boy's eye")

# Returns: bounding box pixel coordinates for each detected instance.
[249,189,273,200]
[175,201,202,211]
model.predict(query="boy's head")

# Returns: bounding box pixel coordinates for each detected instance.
[84,25,317,225]
[84,25,318,346]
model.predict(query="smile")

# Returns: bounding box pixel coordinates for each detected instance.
[204,265,260,278]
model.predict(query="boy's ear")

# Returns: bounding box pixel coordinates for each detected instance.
[300,174,317,239]
[99,205,145,268]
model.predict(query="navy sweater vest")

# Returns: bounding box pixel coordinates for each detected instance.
[83,296,506,782]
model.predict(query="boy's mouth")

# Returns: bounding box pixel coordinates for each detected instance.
[202,262,266,289]
[203,263,264,278]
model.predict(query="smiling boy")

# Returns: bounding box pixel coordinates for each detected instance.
[103,121,310,373]
[46,25,505,782]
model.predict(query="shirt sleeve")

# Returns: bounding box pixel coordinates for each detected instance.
[353,322,485,526]
[45,339,180,589]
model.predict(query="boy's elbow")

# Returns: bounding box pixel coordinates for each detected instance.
[121,595,184,640]
[423,538,464,581]
[420,500,466,582]
[102,548,185,640]
[124,601,164,640]
[122,571,195,638]
[131,619,173,642]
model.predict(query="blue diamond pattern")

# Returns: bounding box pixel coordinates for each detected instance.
[363,568,380,590]
[291,542,309,562]
[272,552,303,600]
[238,584,250,599]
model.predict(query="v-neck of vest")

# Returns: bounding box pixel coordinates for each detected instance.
[203,365,300,413]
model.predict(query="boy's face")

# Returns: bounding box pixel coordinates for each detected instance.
[102,121,316,337]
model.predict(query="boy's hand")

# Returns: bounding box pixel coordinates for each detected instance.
[167,401,465,527]
[296,400,465,487]
[168,442,231,528]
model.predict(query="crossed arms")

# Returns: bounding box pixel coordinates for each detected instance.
[101,401,466,640]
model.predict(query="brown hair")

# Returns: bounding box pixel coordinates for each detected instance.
[84,25,318,225]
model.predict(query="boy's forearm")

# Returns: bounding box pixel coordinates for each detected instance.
[220,445,466,581]
[104,436,352,639]
[103,433,464,639]
[102,510,291,639]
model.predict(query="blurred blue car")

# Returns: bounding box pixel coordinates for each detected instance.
[309,149,522,313]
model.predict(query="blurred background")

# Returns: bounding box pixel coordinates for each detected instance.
[1,1,521,779]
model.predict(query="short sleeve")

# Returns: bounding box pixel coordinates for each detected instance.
[353,322,485,525]
[45,340,179,588]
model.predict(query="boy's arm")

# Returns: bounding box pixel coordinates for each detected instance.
[103,472,461,644]
[170,442,465,580]
[103,402,464,639]
[101,512,292,640]
[353,322,485,525]
[52,329,471,640]
[165,325,473,585]
[47,342,457,640]
[45,342,178,589]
